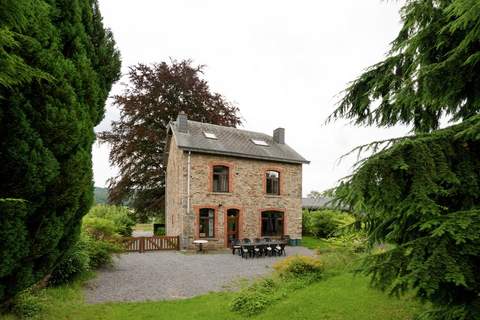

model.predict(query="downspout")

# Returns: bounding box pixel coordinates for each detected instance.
[187,151,191,218]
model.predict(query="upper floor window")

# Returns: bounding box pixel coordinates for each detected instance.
[199,208,215,238]
[213,165,229,192]
[266,170,280,195]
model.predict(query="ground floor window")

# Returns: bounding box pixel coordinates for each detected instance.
[261,211,284,236]
[199,208,215,238]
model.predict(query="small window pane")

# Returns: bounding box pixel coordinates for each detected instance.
[199,208,215,238]
[213,165,229,192]
[266,171,280,195]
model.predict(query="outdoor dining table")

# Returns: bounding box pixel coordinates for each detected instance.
[240,240,287,247]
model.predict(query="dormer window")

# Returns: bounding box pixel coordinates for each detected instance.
[251,139,268,146]
[204,132,217,139]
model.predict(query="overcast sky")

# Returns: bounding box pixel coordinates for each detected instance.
[93,0,410,196]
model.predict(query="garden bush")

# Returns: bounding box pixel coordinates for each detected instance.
[48,237,90,285]
[230,278,278,316]
[302,210,353,238]
[49,232,122,286]
[273,255,323,279]
[82,216,118,241]
[86,205,135,237]
[83,235,122,269]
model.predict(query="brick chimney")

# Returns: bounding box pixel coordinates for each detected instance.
[273,127,285,144]
[177,111,188,133]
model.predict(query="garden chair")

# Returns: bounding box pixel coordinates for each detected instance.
[274,243,286,256]
[253,238,263,258]
[231,239,241,255]
[264,241,273,256]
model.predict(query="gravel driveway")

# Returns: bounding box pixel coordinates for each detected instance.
[84,246,314,303]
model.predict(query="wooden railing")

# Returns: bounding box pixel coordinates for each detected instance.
[123,236,180,253]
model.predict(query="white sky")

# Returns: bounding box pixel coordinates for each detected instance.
[93,0,410,196]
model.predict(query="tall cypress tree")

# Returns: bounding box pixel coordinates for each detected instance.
[330,1,480,319]
[0,0,120,304]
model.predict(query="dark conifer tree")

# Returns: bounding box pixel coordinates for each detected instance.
[330,1,480,319]
[0,0,120,304]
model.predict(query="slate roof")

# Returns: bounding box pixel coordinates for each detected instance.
[168,120,309,164]
[302,196,350,211]
[302,197,334,209]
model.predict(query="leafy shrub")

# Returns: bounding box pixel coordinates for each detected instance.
[83,235,122,269]
[324,232,368,254]
[230,278,278,316]
[303,210,353,238]
[49,237,90,285]
[82,216,118,240]
[11,289,45,319]
[86,205,135,237]
[273,255,323,279]
[153,223,165,236]
[230,289,270,316]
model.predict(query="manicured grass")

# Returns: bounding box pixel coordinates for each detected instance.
[1,273,420,320]
[300,236,331,250]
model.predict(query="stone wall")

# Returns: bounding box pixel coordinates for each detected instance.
[185,153,303,250]
[165,134,184,238]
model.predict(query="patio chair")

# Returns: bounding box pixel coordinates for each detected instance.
[241,244,250,259]
[263,237,271,242]
[274,243,286,256]
[281,235,290,244]
[253,238,263,258]
[231,239,241,255]
[265,242,273,256]
[242,238,251,244]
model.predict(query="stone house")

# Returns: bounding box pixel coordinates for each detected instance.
[165,112,309,250]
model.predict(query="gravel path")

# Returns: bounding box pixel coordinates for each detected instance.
[84,246,314,303]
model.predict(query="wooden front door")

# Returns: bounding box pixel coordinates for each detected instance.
[226,209,239,248]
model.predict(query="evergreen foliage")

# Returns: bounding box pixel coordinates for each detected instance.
[0,0,120,305]
[98,60,241,219]
[329,1,480,319]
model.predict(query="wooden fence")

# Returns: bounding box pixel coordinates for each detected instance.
[123,236,180,253]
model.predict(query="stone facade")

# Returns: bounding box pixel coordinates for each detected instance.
[166,138,303,250]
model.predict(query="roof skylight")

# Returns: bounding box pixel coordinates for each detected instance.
[203,132,217,139]
[251,139,268,146]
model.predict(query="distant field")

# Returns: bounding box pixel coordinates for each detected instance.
[134,224,153,232]
[93,187,108,204]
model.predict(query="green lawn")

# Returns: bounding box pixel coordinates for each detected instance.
[1,273,420,320]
